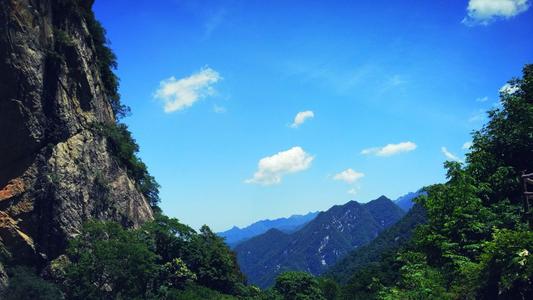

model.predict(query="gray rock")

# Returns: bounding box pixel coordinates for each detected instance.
[0,0,153,266]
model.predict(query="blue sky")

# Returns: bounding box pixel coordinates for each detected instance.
[93,0,533,231]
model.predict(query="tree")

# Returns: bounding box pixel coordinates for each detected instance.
[3,267,63,300]
[466,64,533,206]
[160,258,197,288]
[140,213,196,263]
[477,229,533,299]
[378,252,452,300]
[318,278,339,300]
[63,221,158,299]
[274,272,326,300]
[186,225,246,295]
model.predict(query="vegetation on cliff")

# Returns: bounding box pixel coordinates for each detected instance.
[54,0,161,209]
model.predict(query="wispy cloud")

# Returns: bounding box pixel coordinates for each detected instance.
[441,147,463,162]
[213,104,227,114]
[283,60,377,93]
[290,110,314,128]
[348,188,359,196]
[476,96,489,102]
[245,146,314,185]
[333,168,364,184]
[462,0,530,26]
[462,141,473,150]
[361,141,417,157]
[154,67,221,113]
[204,8,226,39]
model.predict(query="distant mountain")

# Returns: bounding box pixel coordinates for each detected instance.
[325,203,427,283]
[234,196,405,288]
[217,211,319,248]
[394,190,426,211]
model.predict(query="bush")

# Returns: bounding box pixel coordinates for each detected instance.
[3,267,63,300]
[159,284,238,300]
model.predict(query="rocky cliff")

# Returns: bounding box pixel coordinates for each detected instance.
[0,0,153,268]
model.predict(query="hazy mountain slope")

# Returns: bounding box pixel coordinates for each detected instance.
[235,196,405,288]
[325,203,427,283]
[394,191,426,211]
[218,211,318,247]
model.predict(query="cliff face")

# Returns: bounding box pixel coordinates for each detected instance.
[0,0,153,266]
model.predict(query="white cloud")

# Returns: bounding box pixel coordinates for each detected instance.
[476,96,489,102]
[290,110,314,128]
[499,83,520,94]
[333,168,365,184]
[462,141,473,150]
[441,147,463,162]
[361,141,417,157]
[154,67,221,113]
[245,146,314,185]
[348,188,358,195]
[213,104,227,114]
[462,0,530,25]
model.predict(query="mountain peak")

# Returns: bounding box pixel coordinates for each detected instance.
[235,197,405,288]
[374,195,392,202]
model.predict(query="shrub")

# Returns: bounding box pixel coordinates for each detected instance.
[3,267,63,300]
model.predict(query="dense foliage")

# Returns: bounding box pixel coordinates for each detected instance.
[274,272,326,300]
[20,215,249,299]
[3,267,63,300]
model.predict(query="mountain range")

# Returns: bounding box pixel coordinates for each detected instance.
[234,196,405,288]
[217,211,319,247]
[325,203,427,283]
